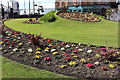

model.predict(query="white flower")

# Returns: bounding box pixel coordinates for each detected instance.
[78,43,81,45]
[87,50,92,53]
[95,62,100,65]
[28,49,33,52]
[45,49,49,52]
[13,48,18,52]
[5,31,9,33]
[61,47,65,50]
[78,49,83,51]
[66,45,70,48]
[18,37,21,39]
[51,49,56,52]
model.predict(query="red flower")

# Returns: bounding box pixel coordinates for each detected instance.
[22,38,25,40]
[86,64,93,68]
[97,49,101,51]
[63,53,68,55]
[65,57,71,60]
[102,67,107,70]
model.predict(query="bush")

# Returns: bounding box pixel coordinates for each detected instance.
[40,11,56,22]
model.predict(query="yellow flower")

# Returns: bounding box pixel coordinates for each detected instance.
[44,38,46,39]
[53,52,58,55]
[35,55,41,59]
[80,58,86,63]
[36,48,41,51]
[60,65,67,68]
[117,52,120,54]
[45,47,49,50]
[69,61,77,66]
[48,44,53,46]
[95,54,101,58]
[72,44,75,47]
[0,41,3,44]
[112,54,117,57]
[36,51,41,54]
[109,64,116,68]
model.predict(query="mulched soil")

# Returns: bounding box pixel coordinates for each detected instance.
[1,23,120,79]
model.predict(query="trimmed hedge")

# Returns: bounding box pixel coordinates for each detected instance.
[40,11,56,22]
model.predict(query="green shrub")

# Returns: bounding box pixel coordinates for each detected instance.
[40,11,56,22]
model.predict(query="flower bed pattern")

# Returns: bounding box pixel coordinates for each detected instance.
[57,12,101,22]
[1,24,120,79]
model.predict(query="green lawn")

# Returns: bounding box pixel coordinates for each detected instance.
[4,14,118,47]
[2,13,118,78]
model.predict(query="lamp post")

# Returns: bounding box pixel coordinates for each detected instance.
[29,0,30,18]
[24,0,26,14]
[7,1,10,19]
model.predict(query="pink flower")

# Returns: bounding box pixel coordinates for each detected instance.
[63,53,68,55]
[44,57,51,61]
[47,39,52,42]
[65,57,71,60]
[4,39,8,42]
[73,50,78,53]
[101,52,107,55]
[28,40,32,42]
[47,62,51,66]
[62,42,66,45]
[107,50,113,53]
[27,35,31,38]
[101,48,106,50]
[86,64,93,68]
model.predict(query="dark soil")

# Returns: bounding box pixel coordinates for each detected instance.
[1,24,120,79]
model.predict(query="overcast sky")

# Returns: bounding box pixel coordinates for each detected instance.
[1,0,55,9]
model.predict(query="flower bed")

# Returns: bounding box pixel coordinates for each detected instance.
[57,12,101,22]
[23,19,42,24]
[1,24,120,79]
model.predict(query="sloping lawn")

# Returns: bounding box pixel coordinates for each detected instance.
[4,15,118,47]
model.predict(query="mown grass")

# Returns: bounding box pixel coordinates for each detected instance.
[4,13,118,47]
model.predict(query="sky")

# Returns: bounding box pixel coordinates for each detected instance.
[1,0,119,9]
[1,0,55,9]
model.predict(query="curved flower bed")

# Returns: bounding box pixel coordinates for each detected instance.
[1,24,120,79]
[57,12,101,22]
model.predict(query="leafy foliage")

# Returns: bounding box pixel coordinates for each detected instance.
[40,11,56,22]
